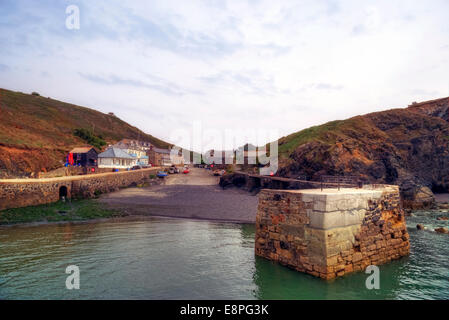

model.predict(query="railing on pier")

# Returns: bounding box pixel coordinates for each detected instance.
[232,171,369,191]
[319,175,363,191]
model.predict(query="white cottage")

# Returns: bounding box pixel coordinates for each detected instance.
[98,147,137,169]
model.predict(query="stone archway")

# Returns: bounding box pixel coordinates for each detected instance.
[59,186,68,199]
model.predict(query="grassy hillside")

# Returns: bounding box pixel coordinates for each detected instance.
[0,88,171,177]
[277,117,390,157]
[276,97,449,205]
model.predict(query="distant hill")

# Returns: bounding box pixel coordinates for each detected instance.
[0,88,171,177]
[276,97,449,208]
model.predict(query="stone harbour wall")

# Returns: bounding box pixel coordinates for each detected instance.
[38,166,132,179]
[0,168,160,211]
[255,185,410,280]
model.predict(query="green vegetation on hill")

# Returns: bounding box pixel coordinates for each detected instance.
[278,120,344,156]
[74,128,106,150]
[277,117,386,157]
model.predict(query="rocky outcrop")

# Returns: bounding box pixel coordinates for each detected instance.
[277,97,449,209]
[219,172,248,189]
[401,184,435,210]
[408,97,449,121]
[435,227,449,234]
[0,145,65,179]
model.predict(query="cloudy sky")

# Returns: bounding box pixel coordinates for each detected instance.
[1,0,448,150]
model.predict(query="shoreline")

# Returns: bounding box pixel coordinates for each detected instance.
[99,167,259,223]
[0,168,258,227]
[2,168,448,228]
[0,212,255,230]
[3,203,446,229]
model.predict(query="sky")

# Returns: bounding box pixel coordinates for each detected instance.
[0,0,448,151]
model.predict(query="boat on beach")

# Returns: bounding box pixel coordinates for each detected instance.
[157,171,168,178]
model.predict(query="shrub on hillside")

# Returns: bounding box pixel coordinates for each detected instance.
[73,128,107,150]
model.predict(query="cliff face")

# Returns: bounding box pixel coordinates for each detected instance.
[0,88,171,178]
[277,97,449,208]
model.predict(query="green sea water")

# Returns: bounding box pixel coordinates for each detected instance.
[0,211,447,299]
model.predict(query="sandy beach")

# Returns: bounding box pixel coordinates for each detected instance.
[99,168,259,223]
[434,193,449,203]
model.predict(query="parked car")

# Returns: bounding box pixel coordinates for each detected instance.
[170,165,180,174]
[131,165,143,170]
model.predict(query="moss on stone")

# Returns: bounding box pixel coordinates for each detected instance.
[0,199,122,225]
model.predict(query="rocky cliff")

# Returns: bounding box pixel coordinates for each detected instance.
[277,97,449,208]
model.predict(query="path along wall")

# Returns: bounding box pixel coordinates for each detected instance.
[0,168,160,211]
[255,185,410,280]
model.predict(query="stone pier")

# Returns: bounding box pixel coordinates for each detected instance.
[255,185,410,280]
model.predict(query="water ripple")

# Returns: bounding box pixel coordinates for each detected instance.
[0,215,447,300]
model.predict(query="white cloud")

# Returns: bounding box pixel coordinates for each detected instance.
[0,0,448,150]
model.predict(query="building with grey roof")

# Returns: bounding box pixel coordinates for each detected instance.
[98,147,137,169]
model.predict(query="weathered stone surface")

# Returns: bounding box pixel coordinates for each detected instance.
[0,168,160,210]
[255,185,410,280]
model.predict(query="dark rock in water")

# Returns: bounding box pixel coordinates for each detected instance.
[416,224,425,230]
[434,227,449,234]
[401,183,435,210]
[437,216,449,221]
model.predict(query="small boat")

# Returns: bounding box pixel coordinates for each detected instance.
[183,169,189,174]
[157,171,168,178]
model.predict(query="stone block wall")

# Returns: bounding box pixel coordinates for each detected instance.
[255,185,410,280]
[39,166,131,179]
[70,169,158,199]
[0,180,72,210]
[0,168,160,211]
